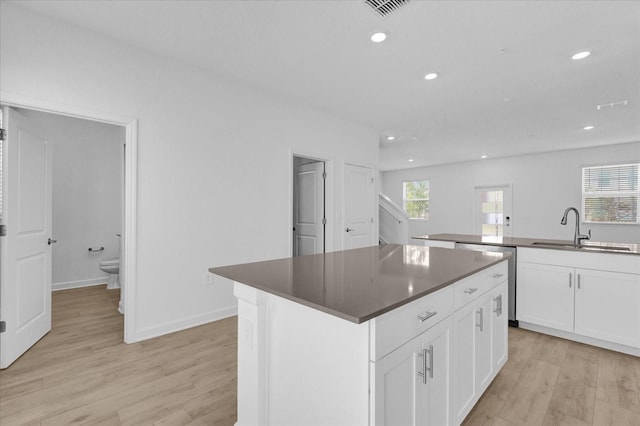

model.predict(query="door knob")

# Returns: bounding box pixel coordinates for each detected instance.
[48,238,57,245]
[345,227,355,232]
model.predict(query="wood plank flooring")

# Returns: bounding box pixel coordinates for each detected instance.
[1,285,639,425]
[0,286,237,425]
[463,327,640,426]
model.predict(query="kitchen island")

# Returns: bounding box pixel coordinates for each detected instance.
[210,244,510,426]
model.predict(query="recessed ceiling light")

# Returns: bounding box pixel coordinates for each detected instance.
[408,158,414,162]
[572,51,591,60]
[481,155,488,159]
[424,73,438,80]
[583,125,595,130]
[386,135,395,141]
[371,32,387,43]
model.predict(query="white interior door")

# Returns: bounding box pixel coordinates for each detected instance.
[344,163,373,249]
[293,161,325,256]
[0,107,52,369]
[474,185,512,238]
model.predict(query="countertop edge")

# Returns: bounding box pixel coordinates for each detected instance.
[212,255,508,324]
[413,234,640,255]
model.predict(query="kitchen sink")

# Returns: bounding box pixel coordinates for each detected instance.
[531,241,631,252]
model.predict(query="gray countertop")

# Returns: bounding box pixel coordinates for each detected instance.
[412,233,640,255]
[210,244,508,323]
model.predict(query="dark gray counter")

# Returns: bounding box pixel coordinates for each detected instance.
[210,244,508,323]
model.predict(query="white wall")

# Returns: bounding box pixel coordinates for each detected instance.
[0,3,378,341]
[382,142,640,245]
[19,109,124,290]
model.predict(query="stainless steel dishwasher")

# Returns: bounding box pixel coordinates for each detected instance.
[454,243,518,327]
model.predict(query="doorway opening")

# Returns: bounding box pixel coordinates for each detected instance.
[474,185,512,238]
[292,155,326,257]
[0,100,138,368]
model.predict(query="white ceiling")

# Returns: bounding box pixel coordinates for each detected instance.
[12,0,640,170]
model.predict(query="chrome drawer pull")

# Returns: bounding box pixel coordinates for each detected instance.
[417,311,437,322]
[464,288,478,295]
[492,273,504,279]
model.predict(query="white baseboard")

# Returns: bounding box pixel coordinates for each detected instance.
[130,306,238,343]
[518,321,640,357]
[52,277,108,291]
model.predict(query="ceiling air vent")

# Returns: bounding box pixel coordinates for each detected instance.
[364,0,412,18]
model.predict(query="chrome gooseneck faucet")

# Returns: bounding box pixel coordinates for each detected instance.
[561,207,591,246]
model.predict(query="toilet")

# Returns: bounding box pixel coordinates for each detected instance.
[99,259,120,290]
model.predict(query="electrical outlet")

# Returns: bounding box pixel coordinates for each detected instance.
[204,271,214,286]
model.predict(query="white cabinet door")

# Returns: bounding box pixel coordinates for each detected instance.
[475,293,494,393]
[421,318,452,426]
[375,334,423,426]
[575,268,640,348]
[517,262,574,332]
[491,281,509,370]
[452,301,477,424]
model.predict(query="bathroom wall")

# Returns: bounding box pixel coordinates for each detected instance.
[19,109,124,290]
[382,141,640,244]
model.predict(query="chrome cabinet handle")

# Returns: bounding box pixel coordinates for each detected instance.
[345,227,355,232]
[426,345,433,379]
[417,311,437,322]
[492,273,504,279]
[569,273,572,288]
[577,274,581,289]
[417,345,433,384]
[476,308,484,331]
[417,348,427,384]
[493,294,502,317]
[48,238,58,245]
[464,288,478,295]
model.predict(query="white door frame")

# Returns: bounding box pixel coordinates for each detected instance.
[290,151,333,256]
[0,92,138,343]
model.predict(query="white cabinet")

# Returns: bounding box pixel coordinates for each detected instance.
[452,278,509,425]
[517,248,640,354]
[452,300,479,423]
[376,318,453,426]
[574,268,640,348]
[421,318,453,426]
[517,262,574,332]
[376,333,422,425]
[491,281,508,371]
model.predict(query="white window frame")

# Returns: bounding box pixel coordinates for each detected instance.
[403,179,429,221]
[582,163,640,225]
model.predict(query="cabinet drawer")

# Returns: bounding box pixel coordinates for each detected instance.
[370,285,453,360]
[454,262,507,310]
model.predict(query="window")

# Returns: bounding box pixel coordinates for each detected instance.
[403,180,429,219]
[582,163,639,224]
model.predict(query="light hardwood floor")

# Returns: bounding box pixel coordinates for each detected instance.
[1,286,639,425]
[0,286,237,425]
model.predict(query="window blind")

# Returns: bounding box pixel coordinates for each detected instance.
[582,163,639,224]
